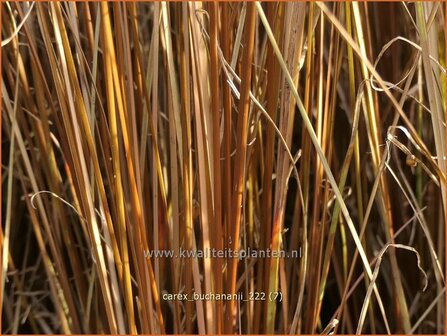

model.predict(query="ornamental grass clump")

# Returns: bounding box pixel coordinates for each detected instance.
[1,2,446,334]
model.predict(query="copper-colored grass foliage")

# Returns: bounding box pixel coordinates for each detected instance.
[1,2,446,334]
